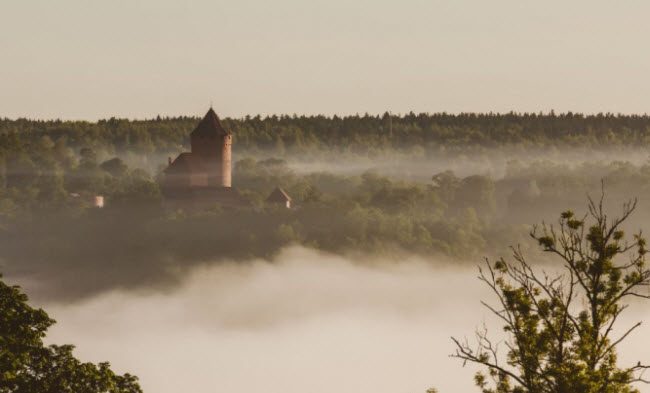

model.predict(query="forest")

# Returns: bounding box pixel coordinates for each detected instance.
[2,112,650,300]
[4,111,650,160]
[3,112,650,393]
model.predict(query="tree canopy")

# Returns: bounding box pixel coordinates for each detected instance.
[0,274,142,393]
[453,195,650,393]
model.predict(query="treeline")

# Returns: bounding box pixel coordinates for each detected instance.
[4,112,650,160]
[3,111,650,210]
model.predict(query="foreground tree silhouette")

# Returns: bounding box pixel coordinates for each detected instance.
[453,195,650,393]
[0,274,142,393]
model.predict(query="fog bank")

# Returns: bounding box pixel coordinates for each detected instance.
[40,247,650,393]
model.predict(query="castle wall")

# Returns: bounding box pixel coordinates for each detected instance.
[162,172,208,192]
[191,134,231,188]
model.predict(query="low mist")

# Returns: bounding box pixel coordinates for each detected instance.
[37,247,650,393]
[285,148,650,182]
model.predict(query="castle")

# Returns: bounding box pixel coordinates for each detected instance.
[162,108,291,211]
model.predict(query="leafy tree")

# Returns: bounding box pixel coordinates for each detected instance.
[0,274,142,393]
[79,147,98,165]
[453,194,650,393]
[431,170,460,204]
[100,158,129,178]
[67,148,107,194]
[52,137,77,172]
[453,175,496,218]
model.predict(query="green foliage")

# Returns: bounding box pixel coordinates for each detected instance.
[7,112,650,298]
[6,112,650,158]
[453,196,650,393]
[101,157,129,177]
[0,274,141,392]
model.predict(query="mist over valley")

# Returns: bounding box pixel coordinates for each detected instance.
[5,1,650,391]
[33,247,650,393]
[4,112,650,392]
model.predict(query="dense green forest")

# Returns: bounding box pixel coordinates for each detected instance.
[3,112,650,299]
[4,112,650,160]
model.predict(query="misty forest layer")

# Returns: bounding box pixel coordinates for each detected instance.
[3,112,650,393]
[2,113,650,299]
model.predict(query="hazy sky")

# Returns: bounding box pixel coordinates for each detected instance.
[2,0,650,120]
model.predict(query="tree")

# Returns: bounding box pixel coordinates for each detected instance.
[431,170,460,203]
[68,148,107,194]
[100,158,129,178]
[453,175,496,219]
[0,273,142,393]
[452,194,650,393]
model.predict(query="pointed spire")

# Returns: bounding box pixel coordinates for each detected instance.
[190,108,230,138]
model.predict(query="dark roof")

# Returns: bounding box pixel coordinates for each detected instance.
[164,153,206,174]
[266,187,292,202]
[190,108,230,138]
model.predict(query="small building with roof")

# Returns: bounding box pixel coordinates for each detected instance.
[266,187,292,209]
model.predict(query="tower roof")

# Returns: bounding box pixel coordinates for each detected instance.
[190,108,230,138]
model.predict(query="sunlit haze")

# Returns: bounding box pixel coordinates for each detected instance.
[4,3,650,393]
[3,0,650,120]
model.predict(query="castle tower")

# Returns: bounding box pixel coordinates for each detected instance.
[190,108,232,187]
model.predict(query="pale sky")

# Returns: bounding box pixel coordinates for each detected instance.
[2,0,650,120]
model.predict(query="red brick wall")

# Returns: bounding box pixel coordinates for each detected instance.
[191,134,231,188]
